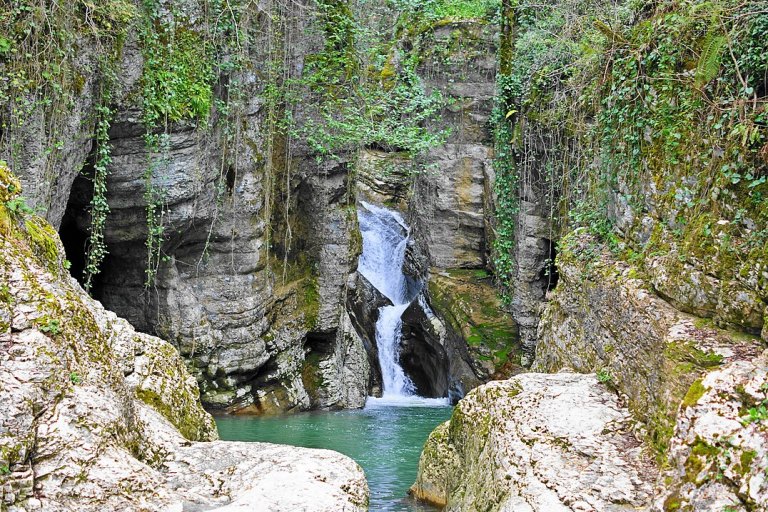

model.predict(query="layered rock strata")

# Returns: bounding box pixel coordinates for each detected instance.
[0,166,368,511]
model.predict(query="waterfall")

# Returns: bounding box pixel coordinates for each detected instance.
[357,201,417,398]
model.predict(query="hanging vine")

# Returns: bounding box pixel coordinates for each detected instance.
[83,97,114,292]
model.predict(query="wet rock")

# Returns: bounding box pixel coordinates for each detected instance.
[426,268,520,382]
[400,297,451,398]
[345,272,391,395]
[410,374,656,511]
[356,149,413,210]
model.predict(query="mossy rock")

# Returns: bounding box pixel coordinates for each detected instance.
[428,268,521,376]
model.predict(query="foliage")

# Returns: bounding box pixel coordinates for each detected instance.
[742,403,768,424]
[136,0,219,287]
[139,6,216,127]
[39,318,62,335]
[742,385,768,425]
[83,100,113,292]
[69,372,82,385]
[4,196,34,217]
[593,0,768,284]
[271,0,449,161]
[391,0,498,22]
[489,0,622,293]
[0,0,134,194]
[490,75,519,296]
[596,368,613,384]
[494,0,768,290]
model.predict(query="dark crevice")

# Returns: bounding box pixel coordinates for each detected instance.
[305,331,336,356]
[59,169,93,290]
[225,165,236,196]
[540,238,559,292]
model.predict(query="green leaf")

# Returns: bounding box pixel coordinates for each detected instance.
[695,32,726,88]
[0,36,12,55]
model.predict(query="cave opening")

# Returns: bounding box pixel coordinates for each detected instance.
[540,237,559,292]
[58,164,109,298]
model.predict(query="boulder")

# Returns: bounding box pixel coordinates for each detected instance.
[535,233,765,455]
[653,352,768,511]
[410,374,656,511]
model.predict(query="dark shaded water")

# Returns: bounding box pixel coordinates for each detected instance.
[215,397,452,511]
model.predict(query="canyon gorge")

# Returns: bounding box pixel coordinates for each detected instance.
[1,0,767,510]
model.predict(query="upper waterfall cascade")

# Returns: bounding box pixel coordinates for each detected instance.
[357,201,418,399]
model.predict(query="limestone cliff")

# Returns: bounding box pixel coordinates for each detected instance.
[413,1,768,510]
[1,0,515,412]
[0,164,369,510]
[1,0,376,413]
[412,362,768,511]
[410,374,656,511]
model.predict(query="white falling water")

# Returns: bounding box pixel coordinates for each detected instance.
[357,201,417,399]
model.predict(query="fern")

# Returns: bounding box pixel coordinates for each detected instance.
[695,32,726,88]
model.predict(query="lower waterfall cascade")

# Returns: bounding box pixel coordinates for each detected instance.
[357,201,428,401]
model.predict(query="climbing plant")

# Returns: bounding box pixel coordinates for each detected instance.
[83,98,113,292]
[0,0,134,214]
[136,0,221,287]
[492,0,768,457]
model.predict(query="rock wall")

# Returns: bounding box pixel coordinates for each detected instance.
[408,20,498,271]
[2,0,374,413]
[357,13,521,397]
[2,0,519,411]
[412,355,768,512]
[534,233,766,455]
[0,0,525,412]
[0,164,368,511]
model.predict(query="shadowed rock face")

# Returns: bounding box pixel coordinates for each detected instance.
[400,299,451,398]
[345,272,391,396]
[6,0,509,415]
[43,2,369,414]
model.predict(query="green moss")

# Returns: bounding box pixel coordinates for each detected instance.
[135,384,207,441]
[380,56,397,90]
[663,491,683,511]
[665,341,724,373]
[301,351,324,400]
[649,409,677,459]
[23,217,60,270]
[428,269,520,374]
[140,20,215,127]
[299,277,320,330]
[683,438,721,484]
[738,449,757,476]
[681,379,707,409]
